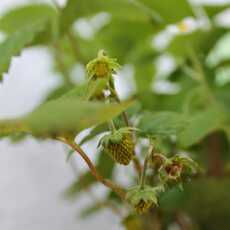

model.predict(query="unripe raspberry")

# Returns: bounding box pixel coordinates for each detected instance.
[99,128,135,165]
[134,199,153,214]
[107,133,134,165]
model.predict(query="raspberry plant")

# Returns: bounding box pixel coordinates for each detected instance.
[0,0,230,229]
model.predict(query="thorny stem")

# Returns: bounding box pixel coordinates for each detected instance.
[140,145,154,189]
[57,137,126,200]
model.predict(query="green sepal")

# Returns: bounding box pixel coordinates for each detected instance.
[86,50,121,80]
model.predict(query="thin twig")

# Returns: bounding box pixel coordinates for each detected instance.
[67,153,122,217]
[57,137,126,200]
[140,144,154,188]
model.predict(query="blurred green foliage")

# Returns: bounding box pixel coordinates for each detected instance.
[0,0,229,229]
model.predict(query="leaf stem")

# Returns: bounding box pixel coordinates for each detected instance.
[109,120,116,133]
[109,83,142,175]
[140,144,154,189]
[57,137,126,199]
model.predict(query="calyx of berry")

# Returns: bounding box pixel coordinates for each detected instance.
[86,50,121,80]
[126,185,164,214]
[159,154,198,183]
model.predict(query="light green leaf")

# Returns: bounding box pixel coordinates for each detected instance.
[207,32,230,67]
[167,29,224,58]
[204,4,230,18]
[0,120,28,138]
[142,0,194,23]
[0,4,58,39]
[0,98,132,137]
[24,98,132,135]
[79,123,108,145]
[60,0,151,33]
[178,107,224,147]
[0,23,45,80]
[138,111,188,137]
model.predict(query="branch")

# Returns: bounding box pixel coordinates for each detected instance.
[57,137,126,200]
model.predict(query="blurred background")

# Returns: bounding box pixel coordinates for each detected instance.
[0,0,230,229]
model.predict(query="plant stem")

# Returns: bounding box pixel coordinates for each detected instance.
[140,145,154,189]
[57,137,126,200]
[109,120,116,133]
[109,83,142,175]
[109,85,130,127]
[52,0,86,64]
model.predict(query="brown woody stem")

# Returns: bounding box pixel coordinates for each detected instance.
[57,137,126,200]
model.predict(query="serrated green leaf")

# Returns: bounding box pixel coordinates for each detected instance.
[0,120,28,138]
[0,4,58,41]
[178,107,224,147]
[142,0,194,23]
[60,84,88,99]
[168,29,225,58]
[44,85,74,102]
[79,123,108,145]
[0,23,45,80]
[207,32,230,67]
[80,202,104,218]
[24,98,132,135]
[0,97,132,137]
[60,0,151,33]
[204,4,230,18]
[138,111,188,137]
